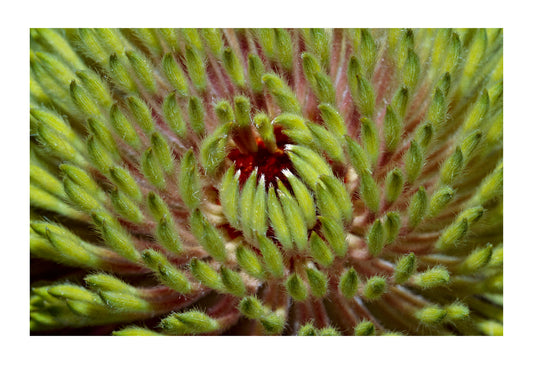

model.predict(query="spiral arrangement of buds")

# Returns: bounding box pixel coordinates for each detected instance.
[30,28,503,335]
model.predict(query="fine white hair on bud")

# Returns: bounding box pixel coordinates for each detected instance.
[31,28,502,336]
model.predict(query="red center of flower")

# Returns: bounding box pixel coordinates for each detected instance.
[227,127,293,188]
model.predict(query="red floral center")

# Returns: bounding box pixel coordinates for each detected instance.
[228,127,294,188]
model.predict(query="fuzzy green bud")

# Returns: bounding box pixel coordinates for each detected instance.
[404,140,423,184]
[188,96,205,135]
[256,234,285,279]
[163,92,186,137]
[248,54,265,93]
[302,52,321,84]
[429,185,455,217]
[239,296,267,319]
[308,123,344,163]
[109,166,142,203]
[222,47,245,87]
[220,266,246,297]
[363,276,387,300]
[151,132,174,173]
[384,211,401,244]
[190,209,226,262]
[427,88,446,126]
[415,122,434,151]
[37,123,83,165]
[359,172,380,213]
[142,249,191,293]
[286,273,308,302]
[284,170,316,228]
[219,165,240,228]
[408,186,428,228]
[179,150,202,210]
[87,118,117,157]
[394,253,417,284]
[75,70,113,108]
[446,303,470,321]
[31,108,78,147]
[309,231,334,268]
[63,177,101,213]
[200,127,228,176]
[460,131,483,163]
[236,245,264,279]
[384,105,402,152]
[339,267,359,299]
[190,258,223,290]
[127,96,154,134]
[109,187,144,223]
[315,181,343,226]
[234,96,251,128]
[87,135,115,172]
[254,113,276,151]
[162,53,188,96]
[345,136,370,175]
[48,284,101,303]
[141,147,165,189]
[201,29,223,58]
[352,74,375,117]
[319,327,341,336]
[459,244,493,274]
[385,168,404,204]
[413,267,450,289]
[59,164,104,201]
[260,311,286,335]
[287,144,333,183]
[402,49,420,89]
[273,28,293,70]
[158,29,180,52]
[298,323,318,336]
[252,176,268,236]
[126,50,156,92]
[92,213,139,262]
[360,118,379,165]
[155,216,183,255]
[367,219,385,256]
[463,90,490,132]
[359,29,377,75]
[99,291,152,313]
[415,305,447,325]
[262,73,301,114]
[110,104,140,148]
[214,100,235,124]
[267,186,293,250]
[473,162,503,206]
[279,191,308,251]
[306,268,328,298]
[184,46,207,92]
[109,53,137,93]
[319,216,347,257]
[44,228,100,267]
[354,321,375,336]
[160,311,220,335]
[239,170,258,240]
[31,164,66,200]
[391,87,409,119]
[85,273,140,296]
[436,218,468,250]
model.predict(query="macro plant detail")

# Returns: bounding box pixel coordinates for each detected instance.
[30,28,503,335]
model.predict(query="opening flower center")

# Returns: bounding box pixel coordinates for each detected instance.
[227,127,293,188]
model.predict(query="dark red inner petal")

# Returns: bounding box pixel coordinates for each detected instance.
[227,127,294,188]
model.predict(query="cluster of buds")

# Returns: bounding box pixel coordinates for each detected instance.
[30,28,502,335]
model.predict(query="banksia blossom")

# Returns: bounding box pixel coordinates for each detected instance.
[30,28,503,335]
